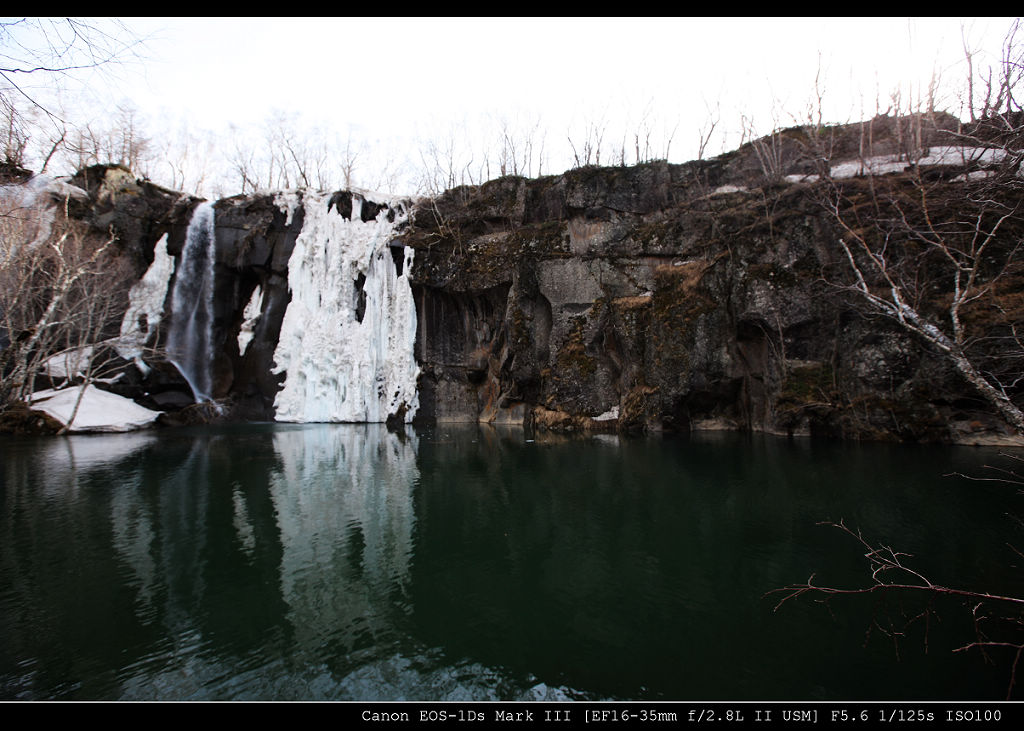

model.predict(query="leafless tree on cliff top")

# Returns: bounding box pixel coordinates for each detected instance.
[1,18,146,176]
[819,21,1024,435]
[773,26,1024,698]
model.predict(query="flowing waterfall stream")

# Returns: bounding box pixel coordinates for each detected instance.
[167,201,217,402]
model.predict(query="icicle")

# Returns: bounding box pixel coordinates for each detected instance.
[272,191,419,423]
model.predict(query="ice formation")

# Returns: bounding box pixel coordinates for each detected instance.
[167,202,217,402]
[274,189,301,226]
[236,285,264,356]
[0,174,89,254]
[117,233,175,375]
[272,191,419,423]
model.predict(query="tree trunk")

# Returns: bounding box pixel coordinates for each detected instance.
[949,349,1024,435]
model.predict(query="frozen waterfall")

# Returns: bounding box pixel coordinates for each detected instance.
[117,233,174,376]
[167,201,217,402]
[272,191,419,423]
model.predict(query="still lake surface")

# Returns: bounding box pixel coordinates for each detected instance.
[1,423,1022,701]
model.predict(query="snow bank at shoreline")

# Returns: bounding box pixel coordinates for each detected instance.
[30,386,162,433]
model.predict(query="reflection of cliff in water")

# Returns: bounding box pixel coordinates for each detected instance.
[105,427,292,684]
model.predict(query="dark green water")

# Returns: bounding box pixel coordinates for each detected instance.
[1,423,1022,700]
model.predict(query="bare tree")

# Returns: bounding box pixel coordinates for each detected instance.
[155,120,216,196]
[1,91,30,167]
[740,112,786,184]
[224,113,365,194]
[774,28,1024,697]
[568,118,607,169]
[773,516,1024,699]
[1,18,146,180]
[1,18,145,115]
[417,121,479,195]
[55,101,155,175]
[491,112,547,179]
[0,186,130,428]
[819,25,1024,434]
[967,19,1023,123]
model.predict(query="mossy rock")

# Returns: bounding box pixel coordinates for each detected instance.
[0,403,64,435]
[778,361,835,406]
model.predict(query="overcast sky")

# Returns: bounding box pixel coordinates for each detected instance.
[9,17,1021,195]
[115,18,1014,139]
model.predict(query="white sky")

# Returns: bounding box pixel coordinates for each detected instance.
[10,17,1021,194]
[118,18,1013,133]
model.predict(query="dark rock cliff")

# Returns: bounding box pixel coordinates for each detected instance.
[50,114,1024,444]
[400,166,934,440]
[400,114,1023,444]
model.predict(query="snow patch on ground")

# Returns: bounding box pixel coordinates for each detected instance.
[30,385,162,432]
[952,170,995,182]
[828,146,1008,180]
[781,146,1011,185]
[593,406,620,421]
[272,191,419,423]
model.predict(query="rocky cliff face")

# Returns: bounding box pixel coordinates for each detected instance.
[400,163,969,442]
[50,114,1024,444]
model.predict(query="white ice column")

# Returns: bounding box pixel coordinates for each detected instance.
[272,191,419,423]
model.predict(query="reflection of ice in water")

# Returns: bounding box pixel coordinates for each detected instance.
[110,473,158,612]
[232,482,257,557]
[118,649,588,701]
[269,425,417,656]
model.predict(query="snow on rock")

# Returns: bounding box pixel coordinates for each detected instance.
[30,385,162,433]
[274,190,302,226]
[0,174,90,253]
[711,184,747,195]
[592,406,620,422]
[237,285,264,356]
[117,233,175,375]
[0,173,89,208]
[828,146,1008,180]
[272,190,419,423]
[952,170,996,182]
[41,346,95,381]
